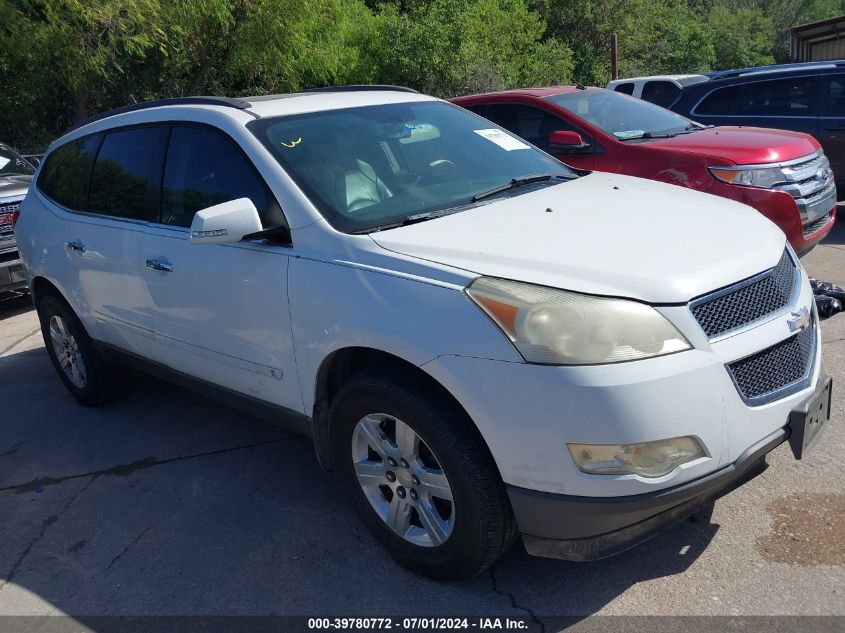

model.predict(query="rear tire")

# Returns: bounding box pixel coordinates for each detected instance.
[330,366,516,579]
[37,293,130,406]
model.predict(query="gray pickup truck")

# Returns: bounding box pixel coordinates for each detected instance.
[0,143,34,295]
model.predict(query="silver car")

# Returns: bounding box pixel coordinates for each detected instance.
[0,143,34,294]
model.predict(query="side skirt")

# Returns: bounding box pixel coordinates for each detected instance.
[95,341,311,437]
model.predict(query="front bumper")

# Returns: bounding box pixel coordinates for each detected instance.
[708,180,836,256]
[511,427,784,561]
[0,251,26,293]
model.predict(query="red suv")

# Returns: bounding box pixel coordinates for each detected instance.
[453,87,836,255]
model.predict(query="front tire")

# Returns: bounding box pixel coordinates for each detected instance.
[37,293,129,406]
[330,367,516,579]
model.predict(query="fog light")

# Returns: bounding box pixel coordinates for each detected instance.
[568,436,705,478]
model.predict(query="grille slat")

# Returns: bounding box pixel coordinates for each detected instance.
[803,211,833,236]
[727,324,815,402]
[690,250,796,339]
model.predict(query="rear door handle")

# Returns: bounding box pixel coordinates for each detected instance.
[65,240,85,253]
[146,258,174,273]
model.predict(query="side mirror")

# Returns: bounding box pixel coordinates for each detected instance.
[548,130,590,154]
[189,198,263,245]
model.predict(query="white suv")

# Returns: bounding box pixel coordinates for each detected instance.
[16,87,832,579]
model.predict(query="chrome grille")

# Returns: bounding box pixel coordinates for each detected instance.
[727,322,815,404]
[803,211,833,236]
[690,250,797,339]
[774,151,836,228]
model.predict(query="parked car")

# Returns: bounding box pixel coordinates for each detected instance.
[611,61,845,191]
[453,86,836,255]
[607,74,709,107]
[16,88,831,579]
[0,143,34,295]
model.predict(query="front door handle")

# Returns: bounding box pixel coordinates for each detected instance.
[65,240,85,253]
[146,258,174,273]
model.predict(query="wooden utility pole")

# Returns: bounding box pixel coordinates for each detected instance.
[611,33,618,80]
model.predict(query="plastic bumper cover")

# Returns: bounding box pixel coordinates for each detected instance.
[511,427,787,561]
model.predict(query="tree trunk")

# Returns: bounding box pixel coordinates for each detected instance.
[72,89,89,123]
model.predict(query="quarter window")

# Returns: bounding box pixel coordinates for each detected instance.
[162,126,285,229]
[37,135,101,211]
[613,83,635,95]
[87,126,169,221]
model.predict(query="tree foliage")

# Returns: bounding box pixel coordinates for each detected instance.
[1,0,844,151]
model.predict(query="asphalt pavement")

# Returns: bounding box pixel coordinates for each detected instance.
[1,222,844,628]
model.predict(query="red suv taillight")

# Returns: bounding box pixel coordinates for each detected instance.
[11,210,20,228]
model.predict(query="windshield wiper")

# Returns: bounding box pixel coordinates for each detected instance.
[353,207,469,234]
[471,172,570,202]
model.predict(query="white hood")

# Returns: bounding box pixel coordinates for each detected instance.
[370,173,786,303]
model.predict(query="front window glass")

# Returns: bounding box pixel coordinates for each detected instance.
[0,143,36,177]
[248,101,576,233]
[547,90,696,140]
[162,126,284,229]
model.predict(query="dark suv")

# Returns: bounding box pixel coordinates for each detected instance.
[628,61,845,192]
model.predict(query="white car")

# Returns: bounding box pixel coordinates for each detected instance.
[607,74,710,107]
[15,87,832,579]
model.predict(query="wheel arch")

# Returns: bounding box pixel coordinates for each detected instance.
[310,346,497,477]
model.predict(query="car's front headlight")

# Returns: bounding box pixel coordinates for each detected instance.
[708,165,786,189]
[466,277,691,365]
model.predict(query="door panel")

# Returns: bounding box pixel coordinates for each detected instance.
[139,230,302,410]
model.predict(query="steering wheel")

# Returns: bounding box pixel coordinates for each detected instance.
[417,159,456,187]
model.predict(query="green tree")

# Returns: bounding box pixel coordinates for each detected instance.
[369,0,573,96]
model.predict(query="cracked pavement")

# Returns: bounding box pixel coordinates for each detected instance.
[1,223,844,624]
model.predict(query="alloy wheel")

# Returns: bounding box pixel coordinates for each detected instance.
[351,413,455,547]
[49,315,87,388]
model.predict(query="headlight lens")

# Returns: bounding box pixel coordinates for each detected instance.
[708,165,786,189]
[568,436,706,478]
[466,277,690,365]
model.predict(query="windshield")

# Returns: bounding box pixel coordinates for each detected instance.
[0,143,35,177]
[547,90,698,140]
[248,100,577,233]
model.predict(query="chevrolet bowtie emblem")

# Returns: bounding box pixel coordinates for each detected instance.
[788,306,811,332]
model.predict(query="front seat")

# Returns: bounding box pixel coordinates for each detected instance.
[334,158,393,213]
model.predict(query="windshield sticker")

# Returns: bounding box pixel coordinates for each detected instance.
[613,129,646,140]
[280,137,302,149]
[474,129,530,151]
[0,157,10,169]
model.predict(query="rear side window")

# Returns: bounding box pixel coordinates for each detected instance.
[697,77,816,116]
[87,126,169,221]
[737,77,815,116]
[37,135,101,211]
[613,83,635,95]
[641,81,681,108]
[162,125,284,229]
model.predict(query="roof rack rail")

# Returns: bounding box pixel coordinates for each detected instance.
[64,96,253,135]
[301,84,419,94]
[707,60,845,80]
